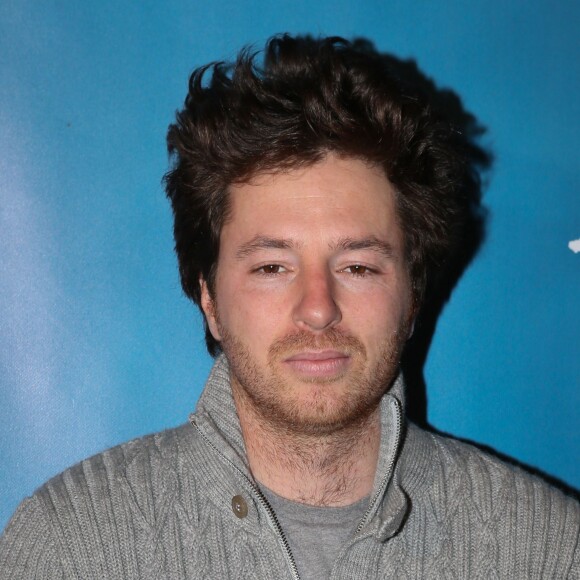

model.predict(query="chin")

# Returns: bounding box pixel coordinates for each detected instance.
[269,386,383,436]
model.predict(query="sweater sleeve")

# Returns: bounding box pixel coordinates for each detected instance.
[570,540,580,580]
[0,497,65,579]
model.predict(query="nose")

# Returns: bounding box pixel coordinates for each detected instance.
[292,268,342,332]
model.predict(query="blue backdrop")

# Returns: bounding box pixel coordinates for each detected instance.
[1,1,578,529]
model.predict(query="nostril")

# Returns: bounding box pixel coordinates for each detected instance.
[292,282,342,331]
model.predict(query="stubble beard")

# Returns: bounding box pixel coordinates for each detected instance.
[218,321,407,438]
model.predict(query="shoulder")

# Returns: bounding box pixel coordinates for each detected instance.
[37,422,203,527]
[37,423,195,500]
[0,494,64,578]
[403,422,579,511]
[0,423,201,577]
[399,423,579,574]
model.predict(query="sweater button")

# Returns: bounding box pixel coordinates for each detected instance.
[232,495,248,518]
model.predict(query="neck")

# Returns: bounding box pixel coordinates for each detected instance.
[232,381,381,507]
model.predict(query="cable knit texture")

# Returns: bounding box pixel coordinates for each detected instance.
[1,356,579,579]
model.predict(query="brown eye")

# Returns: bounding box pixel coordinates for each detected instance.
[261,264,282,274]
[348,265,368,275]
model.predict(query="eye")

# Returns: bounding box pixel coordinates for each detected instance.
[344,264,372,276]
[255,264,286,275]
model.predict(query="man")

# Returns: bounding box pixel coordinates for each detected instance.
[1,34,578,579]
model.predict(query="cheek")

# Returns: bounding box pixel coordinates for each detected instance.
[345,287,410,336]
[217,284,288,342]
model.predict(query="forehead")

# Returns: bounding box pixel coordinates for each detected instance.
[223,155,403,248]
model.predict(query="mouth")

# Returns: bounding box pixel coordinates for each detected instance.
[283,350,351,378]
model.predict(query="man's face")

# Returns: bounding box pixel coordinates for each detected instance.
[201,154,413,435]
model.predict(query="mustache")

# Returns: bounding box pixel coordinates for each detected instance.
[268,328,366,359]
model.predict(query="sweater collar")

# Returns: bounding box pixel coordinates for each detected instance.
[192,354,409,540]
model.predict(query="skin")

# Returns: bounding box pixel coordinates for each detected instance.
[201,154,414,506]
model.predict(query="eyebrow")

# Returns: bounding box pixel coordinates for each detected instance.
[235,236,299,260]
[334,236,395,258]
[235,234,395,260]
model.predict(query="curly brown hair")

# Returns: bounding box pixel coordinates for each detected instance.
[164,34,484,356]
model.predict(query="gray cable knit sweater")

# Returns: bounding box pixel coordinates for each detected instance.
[1,356,579,578]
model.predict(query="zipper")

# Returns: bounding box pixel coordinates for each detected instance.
[249,482,301,580]
[191,420,301,580]
[355,397,402,535]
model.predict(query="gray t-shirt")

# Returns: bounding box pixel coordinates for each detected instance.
[260,485,369,580]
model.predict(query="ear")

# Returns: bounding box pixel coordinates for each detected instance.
[200,277,222,341]
[407,316,416,340]
[406,299,417,341]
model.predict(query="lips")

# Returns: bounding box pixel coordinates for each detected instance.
[285,350,347,361]
[283,350,351,378]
